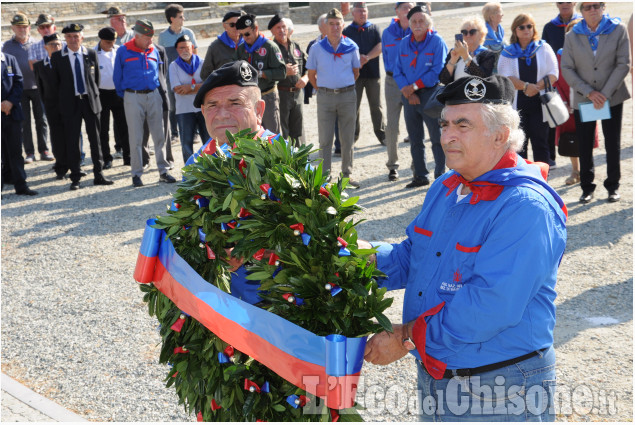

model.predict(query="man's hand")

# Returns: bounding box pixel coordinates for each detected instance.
[364,323,410,365]
[173,84,192,95]
[360,55,369,67]
[295,76,308,89]
[224,248,244,272]
[286,63,298,76]
[408,93,421,105]
[401,85,415,98]
[588,90,607,109]
[1,100,13,115]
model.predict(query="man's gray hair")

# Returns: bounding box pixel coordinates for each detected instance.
[317,13,327,27]
[410,8,433,29]
[283,17,294,32]
[478,103,525,152]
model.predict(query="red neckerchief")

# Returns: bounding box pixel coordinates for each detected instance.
[442,150,518,204]
[124,39,155,55]
[408,31,429,68]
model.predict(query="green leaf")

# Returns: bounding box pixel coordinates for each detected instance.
[374,312,393,333]
[340,196,359,208]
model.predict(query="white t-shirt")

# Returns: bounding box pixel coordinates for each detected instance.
[168,57,203,115]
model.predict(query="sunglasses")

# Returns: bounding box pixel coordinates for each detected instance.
[581,4,602,11]
[460,29,478,36]
[241,31,252,37]
[517,24,533,31]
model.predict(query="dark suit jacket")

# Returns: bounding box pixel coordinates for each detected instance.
[51,45,101,117]
[1,52,24,121]
[33,58,58,108]
[155,44,170,111]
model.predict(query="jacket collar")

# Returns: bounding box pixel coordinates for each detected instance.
[61,45,88,57]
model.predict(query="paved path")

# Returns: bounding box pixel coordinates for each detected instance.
[1,374,86,422]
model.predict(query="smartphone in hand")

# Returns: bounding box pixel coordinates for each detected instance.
[455,33,463,42]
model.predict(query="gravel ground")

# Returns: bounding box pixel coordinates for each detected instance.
[1,2,632,422]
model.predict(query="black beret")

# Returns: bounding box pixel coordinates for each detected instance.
[236,14,256,30]
[98,27,116,41]
[437,75,515,106]
[175,34,192,48]
[223,11,244,23]
[267,13,283,30]
[193,60,259,108]
[62,23,84,33]
[407,5,425,20]
[43,33,62,44]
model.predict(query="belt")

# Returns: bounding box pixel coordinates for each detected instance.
[261,87,278,96]
[318,85,355,94]
[125,88,154,94]
[386,71,393,77]
[420,350,542,379]
[278,86,300,92]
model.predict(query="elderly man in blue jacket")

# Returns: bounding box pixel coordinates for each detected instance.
[363,75,567,422]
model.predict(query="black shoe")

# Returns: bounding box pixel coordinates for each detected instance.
[608,191,620,203]
[388,169,399,181]
[403,136,410,143]
[379,139,386,146]
[159,173,177,183]
[56,173,66,180]
[132,176,144,187]
[16,187,38,196]
[103,161,113,170]
[405,176,430,188]
[334,148,341,157]
[94,176,114,186]
[123,159,131,166]
[70,182,80,191]
[579,191,593,204]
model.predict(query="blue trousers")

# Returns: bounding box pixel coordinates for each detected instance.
[416,346,556,421]
[402,91,445,179]
[176,112,209,164]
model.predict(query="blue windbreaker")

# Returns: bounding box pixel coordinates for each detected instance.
[376,152,567,369]
[393,31,448,89]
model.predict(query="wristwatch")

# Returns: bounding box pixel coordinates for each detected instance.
[411,82,418,92]
[403,337,416,351]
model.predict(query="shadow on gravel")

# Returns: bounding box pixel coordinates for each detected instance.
[554,279,633,348]
[563,206,632,253]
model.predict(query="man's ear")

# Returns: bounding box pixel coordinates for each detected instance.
[494,126,511,149]
[255,99,266,124]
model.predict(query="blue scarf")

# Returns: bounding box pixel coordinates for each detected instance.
[501,40,545,66]
[350,21,372,32]
[407,31,437,68]
[471,44,488,57]
[484,22,504,47]
[174,54,201,76]
[318,35,357,60]
[217,31,243,49]
[244,34,268,55]
[550,13,582,27]
[385,18,411,41]
[572,15,620,51]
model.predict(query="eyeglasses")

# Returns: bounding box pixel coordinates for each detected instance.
[226,22,236,27]
[241,31,252,37]
[517,24,533,31]
[581,4,602,11]
[460,29,478,36]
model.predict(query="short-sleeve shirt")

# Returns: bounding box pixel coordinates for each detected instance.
[343,22,381,79]
[158,27,198,66]
[305,38,360,89]
[2,36,36,89]
[168,56,203,115]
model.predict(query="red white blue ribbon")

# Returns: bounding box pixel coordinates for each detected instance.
[135,219,366,409]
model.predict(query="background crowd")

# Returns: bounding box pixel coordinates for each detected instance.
[1,1,631,202]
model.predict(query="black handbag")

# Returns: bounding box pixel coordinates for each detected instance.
[557,132,579,157]
[421,84,445,119]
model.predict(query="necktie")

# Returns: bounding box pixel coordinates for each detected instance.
[74,52,85,94]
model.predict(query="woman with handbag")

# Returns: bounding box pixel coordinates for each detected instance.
[439,16,496,84]
[498,13,558,165]
[561,2,631,204]
[555,18,599,186]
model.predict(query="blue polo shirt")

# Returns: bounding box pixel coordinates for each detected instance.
[158,27,198,65]
[343,22,381,79]
[306,36,360,89]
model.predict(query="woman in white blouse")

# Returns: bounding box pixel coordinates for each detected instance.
[498,13,558,165]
